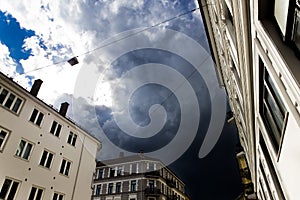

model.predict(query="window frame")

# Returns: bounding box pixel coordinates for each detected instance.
[0,126,10,152]
[116,182,121,193]
[15,139,34,160]
[29,108,44,127]
[28,185,44,200]
[59,158,72,177]
[108,183,113,194]
[52,192,64,200]
[95,184,101,196]
[130,180,136,192]
[0,85,24,114]
[67,131,77,147]
[259,58,289,154]
[39,149,54,169]
[50,121,62,137]
[0,178,20,200]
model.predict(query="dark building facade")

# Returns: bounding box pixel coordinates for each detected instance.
[92,154,188,200]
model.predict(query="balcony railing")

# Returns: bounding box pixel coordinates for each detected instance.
[144,187,161,196]
[144,170,160,178]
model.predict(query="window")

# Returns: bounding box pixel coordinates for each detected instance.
[0,127,9,151]
[149,180,154,192]
[292,10,300,53]
[29,109,44,127]
[39,150,54,169]
[259,60,288,152]
[96,169,103,179]
[0,86,23,114]
[117,166,122,176]
[28,186,44,200]
[95,184,101,196]
[131,180,136,192]
[108,183,113,194]
[67,131,77,146]
[109,168,115,177]
[259,134,286,199]
[52,192,64,200]
[59,159,71,176]
[50,121,62,137]
[15,139,33,160]
[116,182,121,193]
[0,178,20,200]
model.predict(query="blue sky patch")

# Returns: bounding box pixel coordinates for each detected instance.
[0,11,35,73]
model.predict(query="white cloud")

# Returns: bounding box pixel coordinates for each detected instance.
[0,0,206,161]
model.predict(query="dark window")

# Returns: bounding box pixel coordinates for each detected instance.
[29,109,44,127]
[95,184,101,196]
[28,186,43,200]
[259,59,288,152]
[149,180,154,192]
[0,86,23,114]
[0,128,9,151]
[0,178,19,200]
[53,192,64,200]
[67,132,77,146]
[117,166,122,176]
[116,182,121,193]
[97,169,103,179]
[259,134,286,199]
[4,93,15,109]
[109,168,115,177]
[39,150,54,169]
[131,180,136,192]
[0,88,8,104]
[59,159,71,176]
[50,121,62,137]
[108,183,113,194]
[16,139,33,160]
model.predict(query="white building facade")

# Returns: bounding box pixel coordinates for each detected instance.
[0,72,101,200]
[199,0,300,199]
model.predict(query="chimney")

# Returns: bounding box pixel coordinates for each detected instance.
[59,102,69,117]
[30,79,43,97]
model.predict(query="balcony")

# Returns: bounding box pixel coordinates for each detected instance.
[144,170,161,178]
[144,187,161,196]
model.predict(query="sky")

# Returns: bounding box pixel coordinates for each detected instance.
[0,0,243,199]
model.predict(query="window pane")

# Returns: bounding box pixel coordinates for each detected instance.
[67,132,73,144]
[28,187,37,200]
[50,121,57,134]
[46,153,53,168]
[0,179,12,198]
[0,89,8,104]
[53,193,58,200]
[36,113,44,126]
[293,14,300,50]
[16,140,26,157]
[23,143,33,160]
[55,124,62,137]
[30,109,38,123]
[72,134,77,146]
[58,194,64,200]
[36,188,43,200]
[0,130,7,148]
[60,160,66,174]
[7,181,19,200]
[4,93,15,109]
[265,90,283,130]
[40,151,47,166]
[65,161,71,176]
[12,98,22,113]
